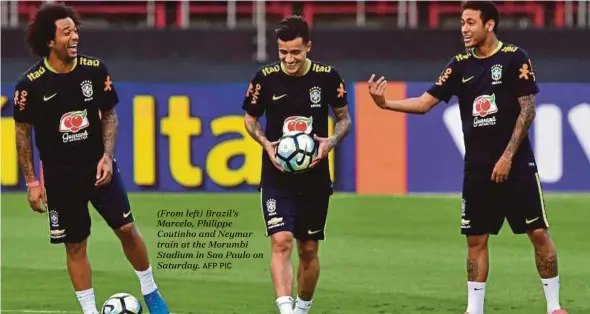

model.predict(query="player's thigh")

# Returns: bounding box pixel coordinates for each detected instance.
[461,173,504,235]
[90,162,133,230]
[504,172,549,234]
[294,191,331,241]
[260,188,297,237]
[44,170,92,244]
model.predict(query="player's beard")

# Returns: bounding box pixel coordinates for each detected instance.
[465,34,484,49]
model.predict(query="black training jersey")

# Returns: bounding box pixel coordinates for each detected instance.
[427,42,539,174]
[13,55,119,171]
[242,59,348,191]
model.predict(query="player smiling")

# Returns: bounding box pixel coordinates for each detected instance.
[13,3,169,314]
[367,2,567,314]
[243,15,352,314]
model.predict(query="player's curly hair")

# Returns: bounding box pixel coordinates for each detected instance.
[25,3,81,57]
[275,15,310,43]
[462,1,500,33]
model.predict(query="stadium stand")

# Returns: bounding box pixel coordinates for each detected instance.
[3,1,589,30]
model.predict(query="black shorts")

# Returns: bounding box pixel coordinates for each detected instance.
[260,188,332,241]
[461,171,549,235]
[44,160,133,244]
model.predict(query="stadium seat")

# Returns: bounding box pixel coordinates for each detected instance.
[428,1,545,29]
[302,1,401,26]
[175,1,294,28]
[18,1,167,28]
[554,1,587,28]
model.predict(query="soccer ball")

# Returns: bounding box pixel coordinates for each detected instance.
[101,293,143,314]
[276,132,318,173]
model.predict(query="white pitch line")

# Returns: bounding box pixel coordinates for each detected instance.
[1,310,186,314]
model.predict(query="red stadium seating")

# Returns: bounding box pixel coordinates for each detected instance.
[428,1,545,29]
[301,1,401,26]
[18,1,167,28]
[10,1,574,30]
[175,1,294,28]
[554,1,586,28]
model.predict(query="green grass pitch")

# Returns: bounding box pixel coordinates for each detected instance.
[1,192,589,314]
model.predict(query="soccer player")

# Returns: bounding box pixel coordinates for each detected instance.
[367,2,567,314]
[13,4,169,314]
[242,16,352,314]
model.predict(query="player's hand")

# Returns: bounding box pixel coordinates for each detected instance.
[27,185,47,213]
[368,74,387,108]
[95,153,113,187]
[491,155,512,183]
[309,134,337,168]
[263,140,284,172]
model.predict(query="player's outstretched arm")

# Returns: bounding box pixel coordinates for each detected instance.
[367,74,439,114]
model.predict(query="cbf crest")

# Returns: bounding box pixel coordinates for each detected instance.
[309,86,322,108]
[266,198,276,216]
[491,64,502,85]
[81,80,94,101]
[49,210,59,227]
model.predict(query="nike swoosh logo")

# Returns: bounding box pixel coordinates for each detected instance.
[123,211,132,218]
[308,229,322,235]
[44,93,57,101]
[273,94,287,101]
[526,217,540,224]
[295,143,307,166]
[462,76,474,83]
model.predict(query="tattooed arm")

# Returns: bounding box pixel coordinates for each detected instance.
[309,105,352,168]
[100,108,118,157]
[15,122,37,183]
[327,106,352,147]
[502,94,536,160]
[244,112,284,171]
[244,112,269,146]
[94,108,117,186]
[16,122,46,212]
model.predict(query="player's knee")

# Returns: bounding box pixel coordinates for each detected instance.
[527,228,551,247]
[65,241,87,259]
[297,241,318,264]
[271,232,293,255]
[466,234,489,251]
[115,223,138,240]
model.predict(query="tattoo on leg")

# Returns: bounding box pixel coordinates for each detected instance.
[467,258,478,281]
[536,252,558,278]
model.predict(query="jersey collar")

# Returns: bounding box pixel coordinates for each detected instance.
[280,58,312,77]
[471,41,503,59]
[43,56,78,73]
